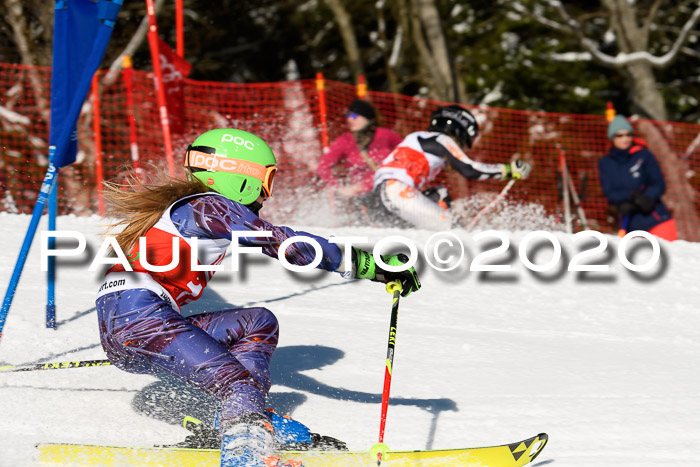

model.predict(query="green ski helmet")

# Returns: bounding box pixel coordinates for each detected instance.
[184,129,277,205]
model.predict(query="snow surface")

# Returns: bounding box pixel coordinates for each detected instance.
[0,212,699,466]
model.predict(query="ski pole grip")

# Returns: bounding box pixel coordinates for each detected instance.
[386,280,402,294]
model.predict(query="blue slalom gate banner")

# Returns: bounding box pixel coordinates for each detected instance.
[0,0,123,342]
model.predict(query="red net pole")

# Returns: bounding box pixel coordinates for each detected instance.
[122,55,141,171]
[357,74,367,99]
[316,72,329,150]
[92,72,105,216]
[606,102,615,123]
[315,72,335,217]
[145,0,175,176]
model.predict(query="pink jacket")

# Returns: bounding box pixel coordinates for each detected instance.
[317,127,402,193]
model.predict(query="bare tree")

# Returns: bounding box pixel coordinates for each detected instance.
[323,0,458,102]
[2,0,53,67]
[374,0,403,96]
[411,0,458,102]
[323,0,365,82]
[103,0,167,87]
[3,0,52,118]
[508,0,700,122]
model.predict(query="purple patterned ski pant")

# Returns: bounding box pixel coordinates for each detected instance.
[96,289,279,429]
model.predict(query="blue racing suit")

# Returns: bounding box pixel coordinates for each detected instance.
[95,193,344,430]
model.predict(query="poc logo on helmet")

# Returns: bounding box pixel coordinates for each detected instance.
[221,134,255,150]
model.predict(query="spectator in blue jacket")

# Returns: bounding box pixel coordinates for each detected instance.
[597,115,677,241]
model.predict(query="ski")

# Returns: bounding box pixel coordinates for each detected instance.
[0,359,111,373]
[37,432,548,466]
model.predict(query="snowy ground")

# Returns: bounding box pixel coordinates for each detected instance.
[0,211,698,466]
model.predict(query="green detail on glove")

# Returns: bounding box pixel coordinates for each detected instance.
[353,248,421,297]
[381,255,401,267]
[501,163,513,180]
[353,248,377,280]
[510,163,524,179]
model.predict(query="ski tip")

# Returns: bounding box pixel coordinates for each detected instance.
[529,433,548,463]
[509,433,549,464]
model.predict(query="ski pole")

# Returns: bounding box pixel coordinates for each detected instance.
[373,280,402,466]
[618,215,630,238]
[566,169,589,230]
[559,148,573,234]
[0,358,111,373]
[557,143,589,231]
[466,179,516,230]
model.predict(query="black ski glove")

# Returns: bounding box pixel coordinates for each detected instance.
[617,200,636,217]
[632,191,655,214]
[423,186,452,209]
[353,248,421,297]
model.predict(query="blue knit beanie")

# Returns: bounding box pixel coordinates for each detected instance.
[607,115,633,140]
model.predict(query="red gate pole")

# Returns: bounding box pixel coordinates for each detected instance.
[175,0,184,58]
[144,0,175,175]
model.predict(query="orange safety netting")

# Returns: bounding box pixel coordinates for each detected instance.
[1,61,699,240]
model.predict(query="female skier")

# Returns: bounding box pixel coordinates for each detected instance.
[370,104,532,230]
[316,99,402,196]
[96,128,420,467]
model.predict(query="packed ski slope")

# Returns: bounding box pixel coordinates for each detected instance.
[0,211,698,466]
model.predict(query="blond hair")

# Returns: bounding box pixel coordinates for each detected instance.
[103,166,210,254]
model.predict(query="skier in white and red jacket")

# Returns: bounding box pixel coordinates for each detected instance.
[370,105,532,230]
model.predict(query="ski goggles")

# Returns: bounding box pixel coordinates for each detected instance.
[261,164,276,197]
[186,147,277,197]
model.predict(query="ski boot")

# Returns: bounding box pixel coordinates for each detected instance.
[266,408,347,451]
[266,408,311,449]
[170,411,347,452]
[220,412,305,467]
[220,412,275,467]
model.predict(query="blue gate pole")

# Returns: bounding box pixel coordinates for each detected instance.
[47,151,58,329]
[0,164,58,342]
